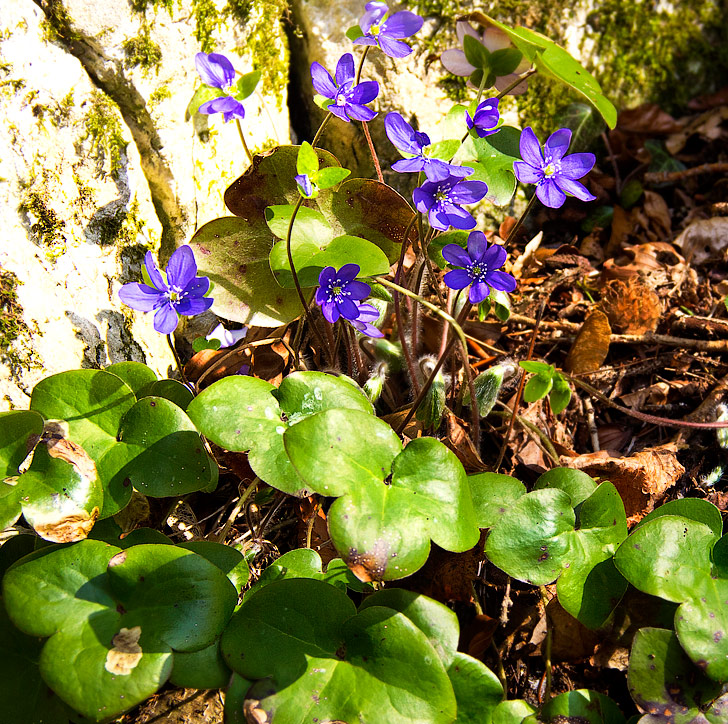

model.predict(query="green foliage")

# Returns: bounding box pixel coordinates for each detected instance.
[82,91,128,177]
[520,361,572,414]
[122,25,163,73]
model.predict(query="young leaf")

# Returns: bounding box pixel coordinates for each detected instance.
[523,373,553,402]
[296,140,320,177]
[234,70,261,100]
[463,34,492,70]
[315,166,351,189]
[489,47,523,76]
[345,24,364,41]
[549,374,572,414]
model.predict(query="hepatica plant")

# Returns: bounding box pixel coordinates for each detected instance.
[5,6,691,724]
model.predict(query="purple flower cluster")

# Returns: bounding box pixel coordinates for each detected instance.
[442,232,516,304]
[353,2,423,59]
[311,54,379,122]
[119,246,213,334]
[315,264,383,337]
[413,175,488,232]
[195,53,246,122]
[514,127,596,208]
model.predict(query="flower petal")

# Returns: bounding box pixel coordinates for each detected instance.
[467,231,488,260]
[346,280,371,300]
[513,160,543,184]
[485,270,517,292]
[195,52,234,89]
[355,303,380,322]
[444,205,477,230]
[537,179,566,208]
[153,303,179,334]
[392,157,426,174]
[413,187,433,214]
[144,251,167,291]
[428,206,451,231]
[430,161,471,180]
[448,180,488,205]
[328,104,351,122]
[310,62,337,98]
[352,36,378,47]
[185,276,210,298]
[469,281,490,304]
[118,283,163,312]
[442,243,471,267]
[176,296,214,315]
[556,176,597,202]
[346,104,377,122]
[336,263,361,282]
[545,128,572,161]
[378,34,413,58]
[360,1,388,33]
[337,297,360,321]
[444,268,472,289]
[335,53,355,86]
[481,26,511,52]
[381,11,423,38]
[560,152,596,179]
[482,243,507,269]
[440,49,474,76]
[519,127,544,168]
[167,245,197,290]
[456,21,479,45]
[349,80,379,105]
[322,300,340,323]
[494,73,529,95]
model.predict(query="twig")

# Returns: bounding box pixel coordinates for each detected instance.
[494,301,545,471]
[644,162,728,185]
[362,121,384,183]
[583,397,600,451]
[212,478,259,543]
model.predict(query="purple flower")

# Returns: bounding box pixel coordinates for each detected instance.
[353,2,424,59]
[206,323,247,348]
[295,173,315,197]
[119,246,213,334]
[442,231,516,304]
[310,53,379,122]
[441,21,531,95]
[350,303,384,338]
[514,127,596,208]
[466,98,501,138]
[385,112,472,182]
[315,264,371,323]
[413,174,488,231]
[195,52,245,122]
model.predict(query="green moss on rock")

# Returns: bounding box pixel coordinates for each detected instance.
[38,0,79,44]
[83,91,128,177]
[0,269,41,374]
[122,25,163,74]
[19,183,67,260]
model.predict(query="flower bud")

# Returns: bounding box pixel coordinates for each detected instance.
[416,356,446,428]
[464,361,517,418]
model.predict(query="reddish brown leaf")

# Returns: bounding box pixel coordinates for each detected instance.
[564,310,611,374]
[599,279,661,335]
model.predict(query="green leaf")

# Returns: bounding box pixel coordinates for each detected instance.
[428,139,461,161]
[463,33,492,70]
[234,70,261,100]
[493,700,536,724]
[614,516,717,602]
[142,379,194,410]
[645,139,686,176]
[269,233,390,288]
[316,166,351,190]
[523,373,553,402]
[186,84,225,119]
[224,673,255,724]
[476,13,617,128]
[104,362,158,398]
[359,589,460,668]
[533,690,625,724]
[467,471,526,528]
[170,639,230,689]
[30,370,136,460]
[448,652,503,724]
[0,410,42,477]
[627,628,720,722]
[534,467,597,507]
[192,336,221,353]
[633,498,723,539]
[464,364,507,418]
[549,374,572,414]
[489,47,523,76]
[222,579,456,724]
[345,24,364,41]
[519,360,553,375]
[296,140,319,176]
[555,102,606,153]
[111,396,217,497]
[177,540,250,595]
[264,204,333,250]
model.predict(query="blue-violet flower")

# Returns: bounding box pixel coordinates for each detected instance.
[442,231,516,304]
[353,2,424,59]
[441,21,531,94]
[350,303,384,338]
[514,127,596,208]
[413,174,488,231]
[119,246,213,335]
[206,323,248,348]
[385,112,472,182]
[310,53,379,123]
[315,264,371,323]
[195,52,246,122]
[295,173,316,198]
[466,98,501,138]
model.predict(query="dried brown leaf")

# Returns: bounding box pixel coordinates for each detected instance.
[600,279,661,335]
[674,217,728,265]
[564,310,611,374]
[105,626,143,675]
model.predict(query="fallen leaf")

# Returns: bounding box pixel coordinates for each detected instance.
[568,443,685,522]
[674,217,728,265]
[564,310,611,374]
[548,598,600,663]
[443,410,487,471]
[599,279,661,334]
[642,191,672,239]
[105,626,143,675]
[620,382,670,409]
[602,242,685,286]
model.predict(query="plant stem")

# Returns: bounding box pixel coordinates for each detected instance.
[495,68,537,100]
[355,46,371,84]
[475,72,488,105]
[166,333,191,388]
[539,586,553,702]
[235,119,254,165]
[504,193,537,246]
[311,112,333,149]
[213,478,259,543]
[362,121,384,183]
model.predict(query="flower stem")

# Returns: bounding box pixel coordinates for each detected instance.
[505,193,538,245]
[475,72,488,105]
[166,333,191,389]
[355,46,371,84]
[362,121,384,183]
[495,68,537,100]
[311,112,333,148]
[235,119,254,165]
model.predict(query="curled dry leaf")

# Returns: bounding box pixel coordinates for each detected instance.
[619,382,670,409]
[443,410,487,472]
[666,106,728,154]
[602,242,685,286]
[674,217,728,265]
[564,310,611,374]
[567,443,685,523]
[599,279,661,335]
[185,348,250,387]
[642,191,672,239]
[105,626,143,675]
